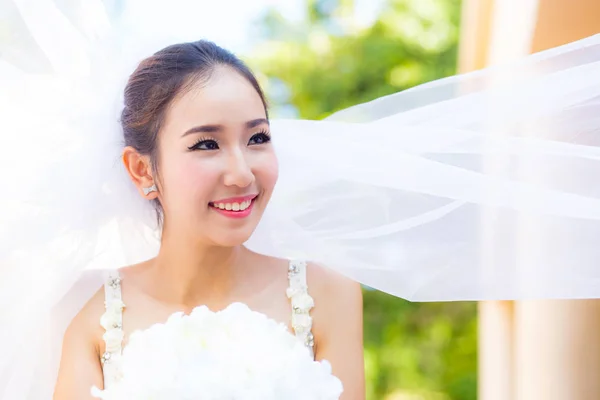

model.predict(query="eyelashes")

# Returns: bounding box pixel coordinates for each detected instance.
[187,136,219,151]
[187,130,271,151]
[248,130,271,145]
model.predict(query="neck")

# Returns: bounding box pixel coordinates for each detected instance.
[148,230,246,308]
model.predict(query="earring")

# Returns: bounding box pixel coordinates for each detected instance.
[143,184,157,196]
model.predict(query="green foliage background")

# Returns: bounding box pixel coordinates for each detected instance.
[246,1,478,398]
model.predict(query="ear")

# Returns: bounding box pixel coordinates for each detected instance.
[122,146,159,199]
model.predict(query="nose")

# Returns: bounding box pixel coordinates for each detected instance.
[223,148,254,188]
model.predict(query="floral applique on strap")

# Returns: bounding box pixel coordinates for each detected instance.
[286,260,315,359]
[100,270,125,388]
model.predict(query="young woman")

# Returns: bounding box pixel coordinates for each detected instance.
[2,1,600,399]
[51,40,364,399]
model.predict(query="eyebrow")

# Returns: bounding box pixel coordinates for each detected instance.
[181,118,269,137]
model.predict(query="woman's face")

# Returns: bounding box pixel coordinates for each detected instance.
[156,66,278,246]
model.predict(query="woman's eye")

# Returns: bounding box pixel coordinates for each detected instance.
[189,139,219,151]
[248,132,271,146]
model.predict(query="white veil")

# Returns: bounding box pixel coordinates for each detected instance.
[1,0,600,398]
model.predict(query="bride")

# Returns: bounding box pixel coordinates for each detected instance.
[52,39,364,399]
[3,0,600,399]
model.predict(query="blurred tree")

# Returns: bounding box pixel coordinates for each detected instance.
[362,291,476,400]
[249,0,462,120]
[246,1,477,399]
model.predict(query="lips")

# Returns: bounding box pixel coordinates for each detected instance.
[209,194,258,218]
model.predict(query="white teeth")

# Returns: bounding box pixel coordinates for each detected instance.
[212,199,254,211]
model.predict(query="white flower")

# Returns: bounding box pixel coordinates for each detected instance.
[100,300,125,330]
[106,299,126,314]
[286,286,301,298]
[292,313,313,331]
[293,293,315,311]
[92,302,343,400]
[103,329,124,353]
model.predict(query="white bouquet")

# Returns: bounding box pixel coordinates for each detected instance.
[92,303,343,399]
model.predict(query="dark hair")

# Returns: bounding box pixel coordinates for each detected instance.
[120,40,268,224]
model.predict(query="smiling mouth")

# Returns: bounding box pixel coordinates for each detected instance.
[208,195,258,218]
[209,199,253,212]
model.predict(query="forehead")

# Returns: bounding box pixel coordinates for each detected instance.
[163,66,266,133]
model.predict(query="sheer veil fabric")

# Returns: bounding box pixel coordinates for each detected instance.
[1,0,600,398]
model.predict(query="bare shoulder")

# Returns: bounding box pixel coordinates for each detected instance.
[306,262,363,308]
[305,263,365,397]
[54,283,106,397]
[306,262,363,346]
[63,286,105,354]
[61,263,148,359]
[243,250,291,287]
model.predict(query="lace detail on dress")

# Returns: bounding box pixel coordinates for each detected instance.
[100,270,125,388]
[286,260,315,359]
[99,263,313,389]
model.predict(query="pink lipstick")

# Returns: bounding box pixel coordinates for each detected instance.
[209,194,258,219]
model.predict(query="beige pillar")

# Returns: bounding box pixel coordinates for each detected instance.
[478,301,514,400]
[459,1,537,399]
[513,4,600,400]
[459,3,514,400]
[531,0,600,52]
[457,0,494,72]
[461,0,600,399]
[515,301,600,400]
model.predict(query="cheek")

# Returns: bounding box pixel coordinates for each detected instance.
[163,155,219,203]
[255,152,279,192]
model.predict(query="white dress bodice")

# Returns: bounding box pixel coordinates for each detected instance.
[99,260,315,389]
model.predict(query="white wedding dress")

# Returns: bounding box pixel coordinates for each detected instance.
[93,261,342,400]
[99,261,314,388]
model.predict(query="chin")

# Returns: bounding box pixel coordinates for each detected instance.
[209,228,256,248]
[204,205,266,247]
